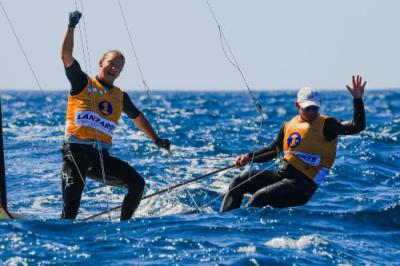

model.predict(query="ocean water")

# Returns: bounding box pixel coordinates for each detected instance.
[0,90,399,265]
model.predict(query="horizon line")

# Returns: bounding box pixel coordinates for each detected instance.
[0,87,399,92]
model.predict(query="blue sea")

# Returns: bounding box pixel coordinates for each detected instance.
[0,90,399,265]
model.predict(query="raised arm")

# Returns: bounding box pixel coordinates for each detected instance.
[346,75,366,99]
[61,11,82,67]
[324,75,366,141]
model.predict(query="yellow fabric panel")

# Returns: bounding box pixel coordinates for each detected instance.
[283,115,337,179]
[65,77,123,145]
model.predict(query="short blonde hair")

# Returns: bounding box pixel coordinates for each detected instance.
[99,50,125,64]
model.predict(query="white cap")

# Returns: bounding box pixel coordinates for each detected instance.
[297,87,321,108]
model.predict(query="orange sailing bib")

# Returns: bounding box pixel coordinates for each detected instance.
[65,77,123,145]
[283,115,337,184]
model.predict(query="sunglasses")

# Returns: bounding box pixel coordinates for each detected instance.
[304,106,320,112]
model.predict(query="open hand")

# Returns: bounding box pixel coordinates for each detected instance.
[346,75,366,99]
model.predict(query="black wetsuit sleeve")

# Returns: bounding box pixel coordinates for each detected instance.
[252,123,285,163]
[65,60,88,95]
[324,98,366,141]
[122,92,141,119]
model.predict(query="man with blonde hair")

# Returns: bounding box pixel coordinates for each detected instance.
[60,11,170,220]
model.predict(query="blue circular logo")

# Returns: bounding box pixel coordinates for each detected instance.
[98,101,113,116]
[287,132,301,147]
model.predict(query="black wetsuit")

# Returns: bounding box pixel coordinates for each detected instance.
[220,99,366,212]
[61,60,144,220]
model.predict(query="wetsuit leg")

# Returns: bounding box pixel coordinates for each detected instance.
[61,143,92,219]
[248,175,317,208]
[220,170,283,212]
[88,152,145,221]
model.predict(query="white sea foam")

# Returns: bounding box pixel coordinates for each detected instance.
[28,195,60,218]
[237,245,256,254]
[42,243,61,252]
[265,234,328,250]
[4,256,28,266]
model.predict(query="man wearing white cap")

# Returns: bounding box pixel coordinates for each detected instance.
[221,75,366,212]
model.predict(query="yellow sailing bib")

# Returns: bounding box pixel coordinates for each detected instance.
[283,115,337,184]
[65,77,123,145]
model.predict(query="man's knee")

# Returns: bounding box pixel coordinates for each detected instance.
[248,193,268,208]
[229,176,240,190]
[126,174,145,193]
[247,186,275,208]
[229,171,257,190]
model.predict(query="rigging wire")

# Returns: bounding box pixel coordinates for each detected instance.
[74,0,112,220]
[0,0,94,216]
[83,161,237,220]
[2,0,273,217]
[74,1,91,77]
[205,0,263,115]
[116,0,161,134]
[180,165,237,210]
[116,0,201,213]
[200,162,274,209]
[205,0,267,190]
[0,1,47,107]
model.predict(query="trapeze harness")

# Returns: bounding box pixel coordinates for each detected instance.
[220,115,337,212]
[65,76,123,145]
[283,115,337,185]
[61,73,145,221]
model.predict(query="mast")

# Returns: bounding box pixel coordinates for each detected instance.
[0,99,7,210]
